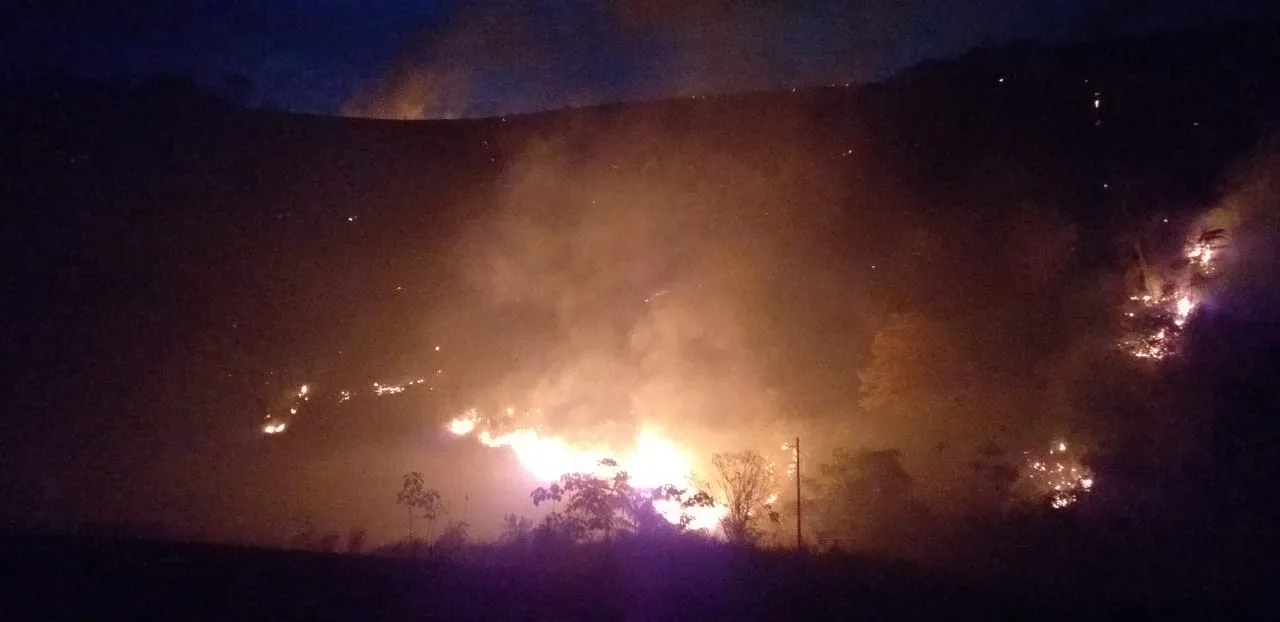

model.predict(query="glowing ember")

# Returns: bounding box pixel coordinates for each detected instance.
[1118,221,1224,361]
[373,382,405,396]
[1120,293,1194,360]
[1019,440,1094,509]
[262,421,287,435]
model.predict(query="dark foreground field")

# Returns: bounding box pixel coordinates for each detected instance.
[0,533,1261,621]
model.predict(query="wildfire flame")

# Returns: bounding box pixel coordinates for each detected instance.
[446,409,727,530]
[1186,240,1216,272]
[1118,223,1222,361]
[1021,440,1094,509]
[448,410,478,435]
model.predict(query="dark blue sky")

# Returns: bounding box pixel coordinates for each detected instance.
[2,1,1275,117]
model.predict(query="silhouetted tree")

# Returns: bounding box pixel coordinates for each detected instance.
[859,314,980,447]
[500,514,534,544]
[396,471,441,544]
[532,458,713,542]
[436,521,471,549]
[812,448,915,550]
[710,451,775,544]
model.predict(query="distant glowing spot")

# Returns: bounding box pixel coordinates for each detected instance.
[448,410,479,436]
[289,407,298,415]
[434,345,441,351]
[263,421,287,435]
[338,390,351,403]
[373,382,405,396]
[1023,440,1093,510]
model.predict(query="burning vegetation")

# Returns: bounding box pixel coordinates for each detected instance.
[1119,222,1227,361]
[7,27,1279,594]
[241,124,1276,555]
[1018,441,1095,510]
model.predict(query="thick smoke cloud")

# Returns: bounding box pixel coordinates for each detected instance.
[1210,141,1280,306]
[424,117,853,460]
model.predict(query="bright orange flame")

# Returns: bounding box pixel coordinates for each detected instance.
[448,410,478,435]
[1176,296,1194,320]
[478,428,603,482]
[446,411,728,530]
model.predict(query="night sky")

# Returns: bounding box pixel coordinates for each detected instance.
[2,0,1274,117]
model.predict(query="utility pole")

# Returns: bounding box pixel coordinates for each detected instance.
[795,436,802,550]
